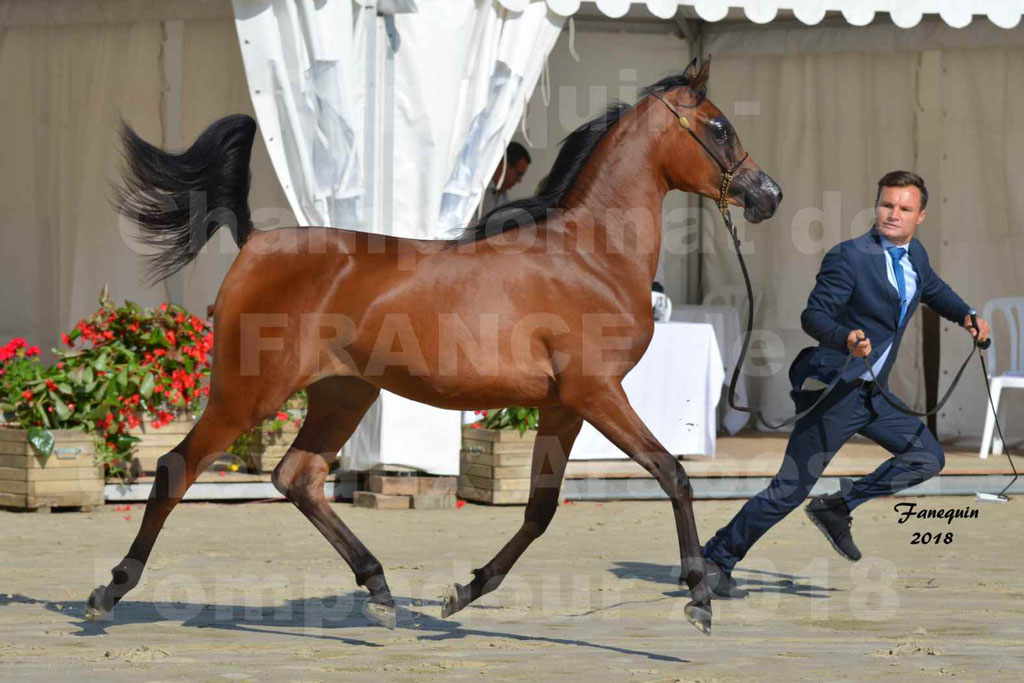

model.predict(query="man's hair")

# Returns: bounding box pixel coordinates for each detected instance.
[507,141,531,166]
[876,170,928,210]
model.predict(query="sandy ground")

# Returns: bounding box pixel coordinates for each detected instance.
[1,495,1023,681]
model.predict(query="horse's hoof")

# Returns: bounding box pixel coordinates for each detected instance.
[85,586,109,622]
[684,601,712,637]
[362,599,396,630]
[440,583,466,619]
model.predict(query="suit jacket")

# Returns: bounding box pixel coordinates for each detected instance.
[789,227,971,391]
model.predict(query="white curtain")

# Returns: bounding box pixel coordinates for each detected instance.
[232,0,364,230]
[933,47,1024,445]
[232,0,565,238]
[0,21,166,357]
[436,0,565,235]
[0,7,293,361]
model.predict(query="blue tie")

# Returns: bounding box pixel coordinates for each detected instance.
[888,246,908,324]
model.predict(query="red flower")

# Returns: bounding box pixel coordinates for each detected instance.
[25,345,40,356]
[276,411,288,422]
[57,362,63,369]
[62,332,72,346]
[456,500,466,509]
[45,379,57,392]
[166,331,176,346]
[153,349,165,357]
[159,303,168,312]
[21,389,32,400]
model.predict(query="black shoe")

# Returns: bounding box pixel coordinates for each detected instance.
[702,558,748,599]
[805,496,862,562]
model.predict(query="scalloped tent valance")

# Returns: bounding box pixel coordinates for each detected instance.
[494,1,1022,29]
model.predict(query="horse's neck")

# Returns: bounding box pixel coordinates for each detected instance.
[561,122,667,283]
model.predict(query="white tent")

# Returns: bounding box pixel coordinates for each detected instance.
[2,0,1021,470]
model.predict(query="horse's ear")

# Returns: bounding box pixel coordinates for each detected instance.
[682,57,699,84]
[694,58,711,92]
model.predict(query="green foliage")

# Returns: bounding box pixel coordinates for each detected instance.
[0,288,213,477]
[477,407,539,435]
[226,390,308,465]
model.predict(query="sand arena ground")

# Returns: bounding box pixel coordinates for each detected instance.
[1,496,1022,681]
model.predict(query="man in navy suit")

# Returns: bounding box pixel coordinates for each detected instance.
[701,171,991,599]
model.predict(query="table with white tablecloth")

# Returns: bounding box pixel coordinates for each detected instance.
[671,304,750,434]
[570,322,725,460]
[341,391,463,475]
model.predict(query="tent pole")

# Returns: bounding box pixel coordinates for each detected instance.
[675,15,705,305]
[362,3,378,235]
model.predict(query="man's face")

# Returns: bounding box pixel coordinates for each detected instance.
[875,185,926,245]
[496,158,529,192]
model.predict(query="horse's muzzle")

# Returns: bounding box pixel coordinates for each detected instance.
[739,171,782,223]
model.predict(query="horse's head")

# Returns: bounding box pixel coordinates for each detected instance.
[653,59,781,224]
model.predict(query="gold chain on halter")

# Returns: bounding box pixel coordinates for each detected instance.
[718,171,733,220]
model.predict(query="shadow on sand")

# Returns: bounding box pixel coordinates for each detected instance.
[0,591,688,663]
[609,561,839,599]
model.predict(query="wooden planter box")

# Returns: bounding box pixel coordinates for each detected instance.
[257,425,300,474]
[0,427,104,511]
[129,415,195,474]
[458,426,536,505]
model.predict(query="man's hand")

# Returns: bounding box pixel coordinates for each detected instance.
[847,329,871,358]
[963,314,991,344]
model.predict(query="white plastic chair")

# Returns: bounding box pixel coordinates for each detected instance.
[979,297,1024,458]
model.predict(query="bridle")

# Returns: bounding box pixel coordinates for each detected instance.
[650,89,1018,499]
[649,92,747,222]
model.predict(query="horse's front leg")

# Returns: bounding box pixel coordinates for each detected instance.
[563,380,713,636]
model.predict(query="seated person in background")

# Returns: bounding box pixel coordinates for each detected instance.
[480,142,531,216]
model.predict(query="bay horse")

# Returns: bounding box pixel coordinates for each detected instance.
[87,58,781,636]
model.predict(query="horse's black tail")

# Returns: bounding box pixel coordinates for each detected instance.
[115,114,257,284]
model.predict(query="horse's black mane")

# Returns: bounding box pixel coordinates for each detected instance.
[459,69,703,242]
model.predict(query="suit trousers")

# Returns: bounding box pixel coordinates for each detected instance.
[703,382,945,573]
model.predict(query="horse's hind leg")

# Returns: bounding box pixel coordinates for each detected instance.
[442,406,583,618]
[268,376,394,626]
[85,401,254,619]
[562,382,713,636]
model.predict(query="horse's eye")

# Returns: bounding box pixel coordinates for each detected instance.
[712,123,729,143]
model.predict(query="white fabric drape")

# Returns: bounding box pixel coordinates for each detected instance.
[0,10,291,362]
[436,1,565,235]
[0,21,166,356]
[934,48,1024,444]
[498,1,1024,29]
[232,0,364,230]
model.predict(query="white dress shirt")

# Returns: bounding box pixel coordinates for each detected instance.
[860,237,918,380]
